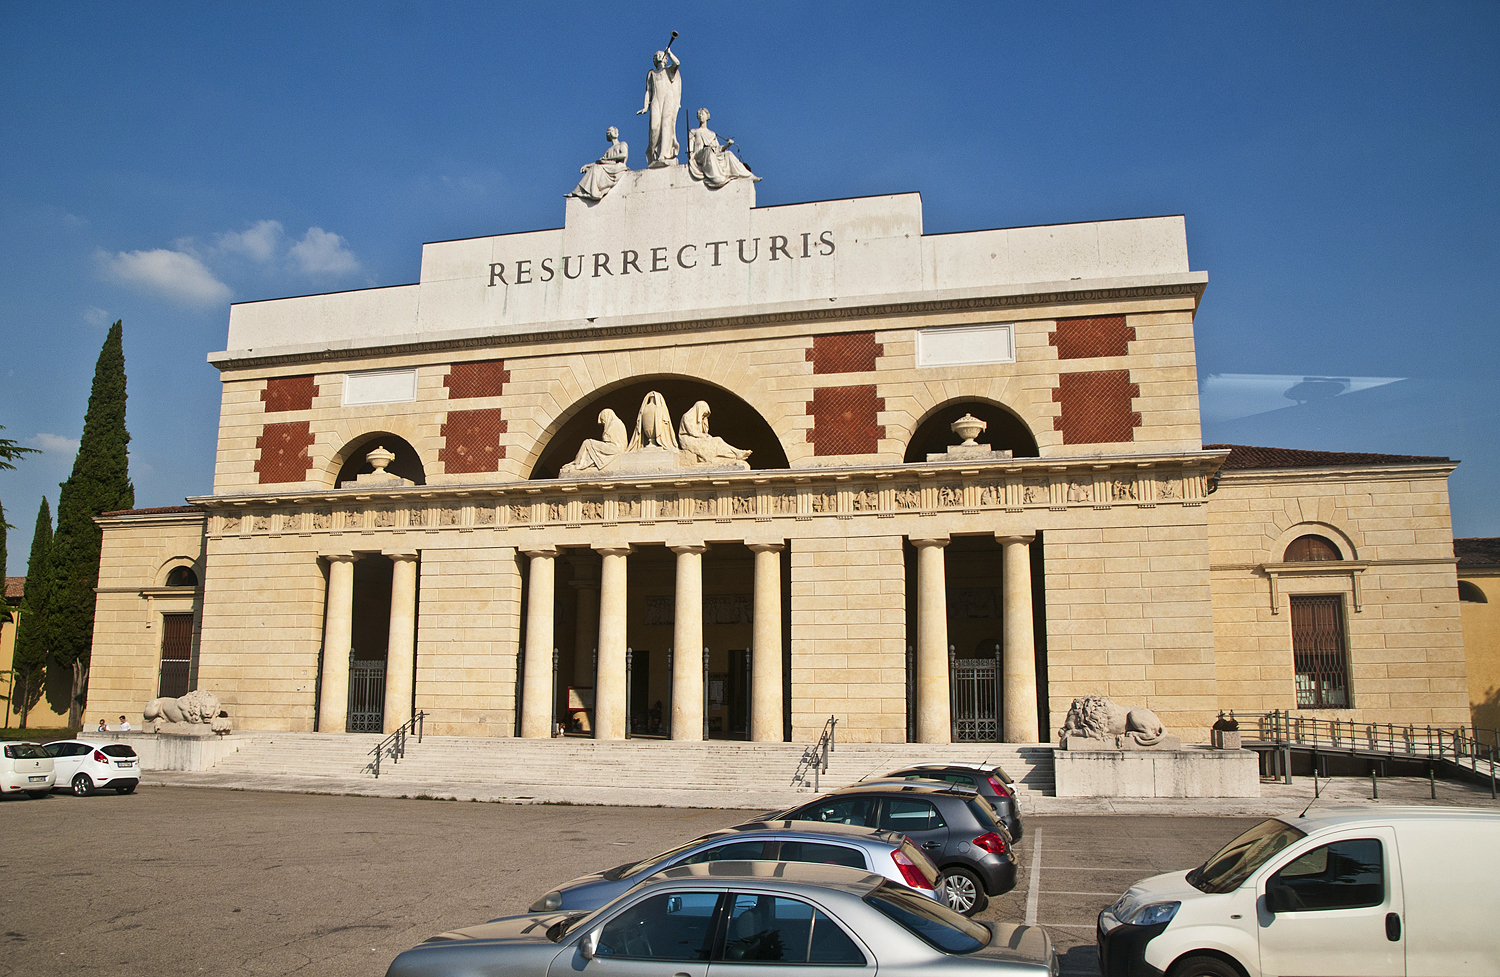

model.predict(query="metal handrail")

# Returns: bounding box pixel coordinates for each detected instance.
[367,710,427,778]
[1242,709,1498,794]
[791,716,838,790]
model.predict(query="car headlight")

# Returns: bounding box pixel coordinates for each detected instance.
[1123,901,1180,927]
[530,891,562,913]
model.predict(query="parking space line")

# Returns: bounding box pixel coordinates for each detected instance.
[1024,828,1042,925]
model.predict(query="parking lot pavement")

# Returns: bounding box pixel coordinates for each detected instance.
[0,787,1296,976]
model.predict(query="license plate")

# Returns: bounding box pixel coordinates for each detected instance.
[116,761,135,768]
[28,775,47,782]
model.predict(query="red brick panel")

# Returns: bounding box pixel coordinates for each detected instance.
[255,421,316,483]
[807,385,885,456]
[806,332,883,374]
[1048,315,1134,359]
[445,360,510,399]
[261,375,318,412]
[440,408,507,473]
[1052,370,1141,444]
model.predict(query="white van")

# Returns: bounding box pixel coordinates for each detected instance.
[1096,806,1500,977]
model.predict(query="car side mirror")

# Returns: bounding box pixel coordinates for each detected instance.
[580,927,600,961]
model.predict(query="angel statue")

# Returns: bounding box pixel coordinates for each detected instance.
[688,108,759,189]
[567,126,629,202]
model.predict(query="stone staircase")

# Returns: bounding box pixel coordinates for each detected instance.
[194,732,1054,808]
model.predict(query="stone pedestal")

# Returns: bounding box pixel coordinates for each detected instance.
[1211,729,1242,750]
[1054,746,1260,797]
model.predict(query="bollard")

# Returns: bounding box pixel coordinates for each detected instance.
[1371,768,1379,800]
[1430,766,1436,800]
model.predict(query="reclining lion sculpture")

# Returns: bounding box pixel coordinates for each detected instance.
[1058,695,1180,750]
[143,689,229,732]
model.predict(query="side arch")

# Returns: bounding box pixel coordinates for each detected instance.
[329,432,427,487]
[155,556,203,588]
[1270,521,1359,564]
[902,397,1040,462]
[528,375,790,479]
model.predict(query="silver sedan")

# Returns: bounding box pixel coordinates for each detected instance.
[387,861,1058,977]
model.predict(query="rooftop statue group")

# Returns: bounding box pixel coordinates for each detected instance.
[561,390,751,476]
[568,33,759,202]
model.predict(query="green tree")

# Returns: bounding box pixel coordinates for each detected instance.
[46,322,132,728]
[0,424,40,471]
[11,498,52,727]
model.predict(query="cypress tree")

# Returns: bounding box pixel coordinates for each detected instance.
[11,498,52,727]
[46,321,133,728]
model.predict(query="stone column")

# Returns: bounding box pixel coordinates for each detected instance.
[520,546,559,739]
[999,534,1041,743]
[318,553,357,733]
[569,559,600,688]
[749,542,784,742]
[593,545,633,740]
[912,537,951,744]
[383,551,419,733]
[670,543,707,741]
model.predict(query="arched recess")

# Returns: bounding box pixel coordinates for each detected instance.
[332,433,427,487]
[155,556,202,588]
[530,376,790,480]
[1270,522,1358,564]
[903,399,1040,463]
[1459,581,1487,604]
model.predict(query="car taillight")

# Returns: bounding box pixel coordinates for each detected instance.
[986,775,1011,798]
[891,849,935,890]
[972,832,1008,855]
[93,750,109,763]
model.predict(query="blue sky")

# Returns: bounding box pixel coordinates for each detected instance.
[2,2,1497,575]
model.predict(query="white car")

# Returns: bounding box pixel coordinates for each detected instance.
[43,739,142,795]
[1,742,56,798]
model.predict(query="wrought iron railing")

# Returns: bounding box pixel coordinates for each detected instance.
[1244,709,1499,794]
[791,715,837,791]
[366,710,426,778]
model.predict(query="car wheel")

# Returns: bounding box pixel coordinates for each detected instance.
[1168,954,1243,977]
[116,784,136,794]
[27,790,49,799]
[937,867,987,916]
[71,773,93,797]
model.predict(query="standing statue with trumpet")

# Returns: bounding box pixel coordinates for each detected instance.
[638,31,682,167]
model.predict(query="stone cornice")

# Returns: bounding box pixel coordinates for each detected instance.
[207,279,1207,372]
[1215,462,1458,485]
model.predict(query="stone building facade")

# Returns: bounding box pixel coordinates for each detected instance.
[85,168,1472,743]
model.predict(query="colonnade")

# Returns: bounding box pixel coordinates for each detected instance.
[518,541,786,741]
[317,549,419,735]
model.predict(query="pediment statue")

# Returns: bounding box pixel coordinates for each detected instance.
[560,392,751,476]
[567,127,629,201]
[688,108,759,188]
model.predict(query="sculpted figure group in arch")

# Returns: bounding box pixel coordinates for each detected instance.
[561,391,751,476]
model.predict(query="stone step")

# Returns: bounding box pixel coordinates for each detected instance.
[204,733,1056,797]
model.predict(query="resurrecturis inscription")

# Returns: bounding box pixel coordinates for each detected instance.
[488,230,835,286]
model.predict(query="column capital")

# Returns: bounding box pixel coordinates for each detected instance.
[521,545,560,558]
[910,536,950,549]
[321,551,358,563]
[996,533,1036,545]
[382,549,420,562]
[594,544,635,557]
[669,542,708,555]
[746,541,785,554]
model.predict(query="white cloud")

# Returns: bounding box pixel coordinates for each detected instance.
[30,433,79,456]
[96,248,233,307]
[83,306,111,327]
[216,220,284,262]
[290,227,362,276]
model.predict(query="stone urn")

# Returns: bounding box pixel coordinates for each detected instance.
[366,445,396,473]
[950,413,987,447]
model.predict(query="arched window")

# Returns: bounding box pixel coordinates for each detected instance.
[1285,535,1342,562]
[165,566,198,588]
[1459,581,1488,604]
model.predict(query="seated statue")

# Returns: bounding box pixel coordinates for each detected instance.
[677,400,750,466]
[561,408,627,474]
[687,108,759,189]
[1058,694,1179,750]
[567,127,629,202]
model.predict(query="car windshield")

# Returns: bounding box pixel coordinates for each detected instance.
[865,881,989,954]
[1187,819,1307,894]
[605,838,709,880]
[4,743,48,759]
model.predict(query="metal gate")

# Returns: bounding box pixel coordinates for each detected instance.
[348,658,387,733]
[950,657,1001,742]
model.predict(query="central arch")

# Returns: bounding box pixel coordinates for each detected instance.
[530,377,789,479]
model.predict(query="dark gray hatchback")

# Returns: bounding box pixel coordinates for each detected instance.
[767,782,1017,916]
[875,761,1023,839]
